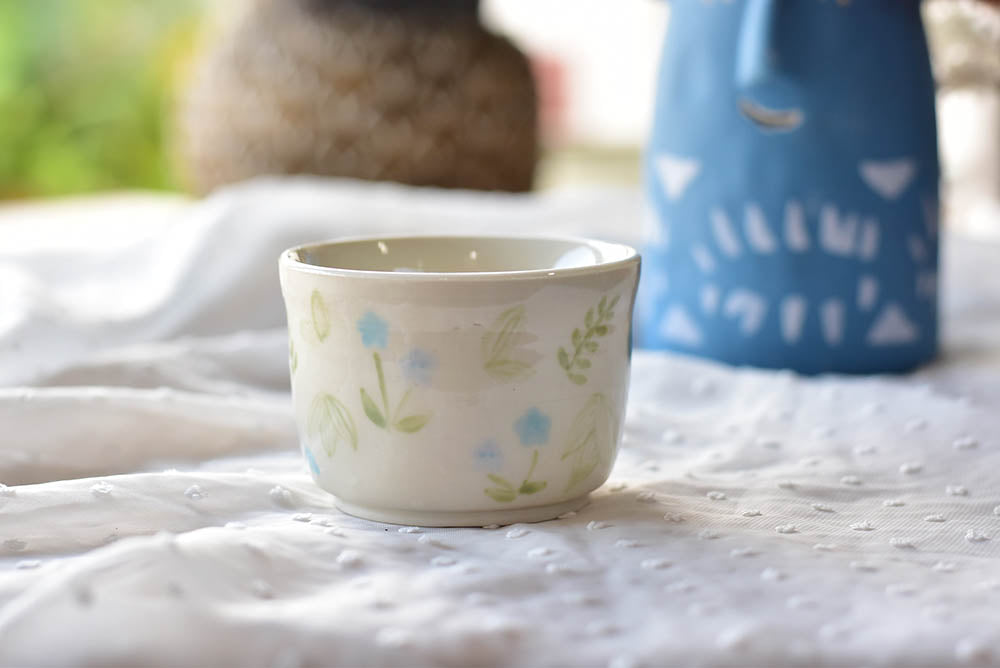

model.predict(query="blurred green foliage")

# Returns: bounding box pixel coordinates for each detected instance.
[0,0,200,198]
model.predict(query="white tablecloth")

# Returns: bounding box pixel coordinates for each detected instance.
[1,178,998,667]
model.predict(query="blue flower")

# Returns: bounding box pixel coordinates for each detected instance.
[473,439,504,472]
[304,447,321,476]
[514,408,551,446]
[357,311,389,349]
[400,348,436,386]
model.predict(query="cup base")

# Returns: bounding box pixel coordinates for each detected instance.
[334,495,590,527]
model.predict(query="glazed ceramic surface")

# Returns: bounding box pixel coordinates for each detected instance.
[638,0,939,374]
[279,236,640,526]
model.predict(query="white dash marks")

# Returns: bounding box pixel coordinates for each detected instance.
[711,207,743,258]
[916,272,937,300]
[908,235,928,262]
[857,276,879,311]
[857,218,880,261]
[780,295,807,343]
[784,200,810,252]
[820,205,857,257]
[744,203,777,253]
[821,299,846,346]
[723,289,768,336]
[691,244,716,274]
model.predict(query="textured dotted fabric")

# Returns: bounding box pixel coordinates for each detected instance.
[0,181,998,666]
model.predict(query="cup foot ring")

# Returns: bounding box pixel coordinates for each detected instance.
[334,495,591,527]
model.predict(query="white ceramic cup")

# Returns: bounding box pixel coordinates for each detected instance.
[279,235,640,526]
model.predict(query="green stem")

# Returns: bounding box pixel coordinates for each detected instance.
[374,352,390,420]
[524,449,539,482]
[393,386,413,421]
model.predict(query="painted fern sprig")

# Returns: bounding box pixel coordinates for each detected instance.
[557,294,620,385]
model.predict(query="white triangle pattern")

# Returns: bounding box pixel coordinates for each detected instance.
[659,306,703,347]
[859,159,917,201]
[867,303,919,345]
[655,154,701,201]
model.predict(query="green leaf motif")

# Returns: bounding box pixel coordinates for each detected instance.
[482,305,523,361]
[557,294,620,385]
[557,347,570,370]
[485,487,517,503]
[481,304,536,382]
[561,393,617,492]
[483,449,550,504]
[394,413,430,433]
[485,359,534,380]
[487,474,514,489]
[518,480,547,495]
[360,388,386,428]
[289,338,298,375]
[308,392,358,456]
[311,290,330,342]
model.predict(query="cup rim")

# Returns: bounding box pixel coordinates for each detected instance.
[280,234,640,282]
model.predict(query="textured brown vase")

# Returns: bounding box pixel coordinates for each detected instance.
[178,0,538,194]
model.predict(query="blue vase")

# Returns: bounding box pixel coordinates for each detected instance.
[637,0,940,374]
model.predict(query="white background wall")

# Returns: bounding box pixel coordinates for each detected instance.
[482,0,669,147]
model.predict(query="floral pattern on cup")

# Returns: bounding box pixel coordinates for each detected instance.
[304,446,321,476]
[481,304,537,381]
[514,407,551,445]
[561,393,618,492]
[357,310,388,349]
[482,407,551,503]
[357,311,433,434]
[308,392,358,457]
[557,294,620,385]
[473,439,504,472]
[311,289,331,342]
[400,348,435,386]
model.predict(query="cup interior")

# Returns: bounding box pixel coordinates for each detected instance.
[285,236,637,276]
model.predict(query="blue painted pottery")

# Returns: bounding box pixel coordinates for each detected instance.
[637,0,940,374]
